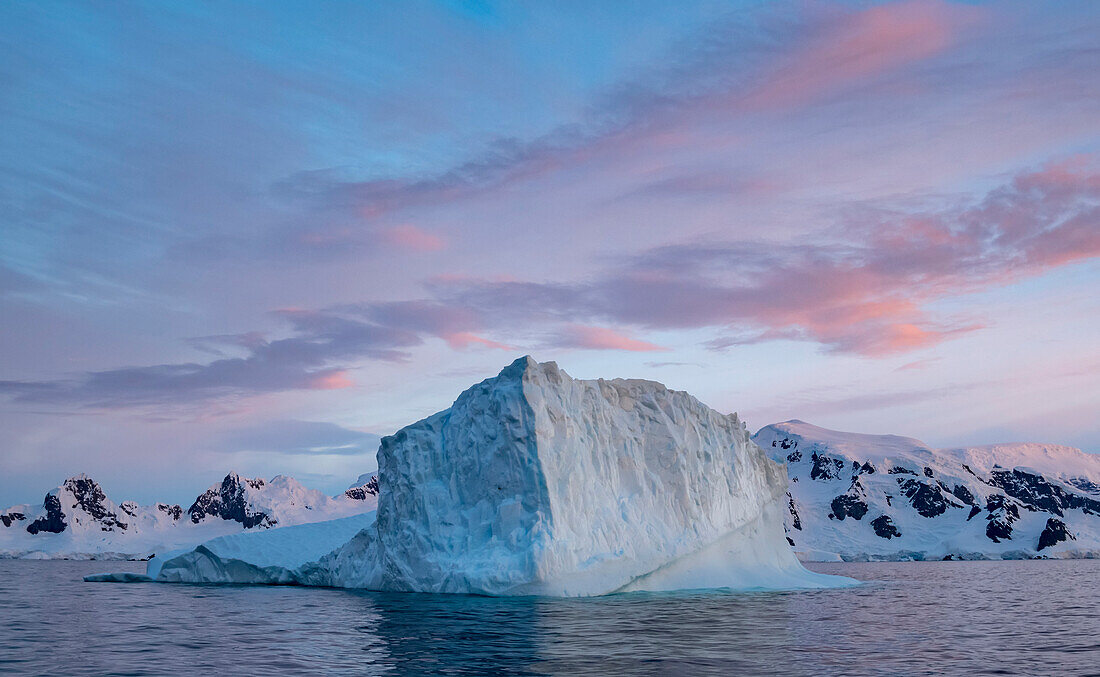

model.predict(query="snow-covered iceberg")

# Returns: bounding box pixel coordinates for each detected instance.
[119,357,850,595]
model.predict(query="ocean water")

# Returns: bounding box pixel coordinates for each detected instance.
[1,559,1097,676]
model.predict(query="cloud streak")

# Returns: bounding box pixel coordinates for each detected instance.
[2,159,1094,410]
[0,310,421,407]
[428,159,1100,356]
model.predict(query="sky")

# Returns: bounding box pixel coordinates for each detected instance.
[1,0,1098,505]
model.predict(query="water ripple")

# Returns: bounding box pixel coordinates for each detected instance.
[1,560,1098,675]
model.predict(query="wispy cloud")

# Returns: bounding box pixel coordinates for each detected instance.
[3,159,1093,410]
[550,325,667,353]
[428,159,1100,356]
[219,419,381,457]
[0,310,421,407]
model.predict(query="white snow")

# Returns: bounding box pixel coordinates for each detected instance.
[1,473,376,560]
[754,420,1100,562]
[133,357,852,595]
[947,443,1100,485]
[145,512,376,584]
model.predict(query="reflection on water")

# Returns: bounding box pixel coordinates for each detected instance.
[1,559,1097,675]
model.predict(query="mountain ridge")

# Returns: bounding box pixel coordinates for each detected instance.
[754,420,1100,561]
[0,472,378,560]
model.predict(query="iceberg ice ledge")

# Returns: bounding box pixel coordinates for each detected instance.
[113,357,854,595]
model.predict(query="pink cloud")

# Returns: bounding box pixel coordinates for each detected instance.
[895,357,942,372]
[441,332,514,351]
[308,370,354,390]
[745,1,979,110]
[557,325,667,352]
[380,224,446,251]
[430,159,1098,357]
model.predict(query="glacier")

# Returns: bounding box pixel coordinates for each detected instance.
[108,357,851,595]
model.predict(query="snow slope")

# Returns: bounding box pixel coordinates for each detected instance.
[754,421,1100,561]
[132,357,850,595]
[145,512,377,584]
[1,473,377,560]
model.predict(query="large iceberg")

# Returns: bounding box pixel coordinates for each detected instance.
[108,357,850,595]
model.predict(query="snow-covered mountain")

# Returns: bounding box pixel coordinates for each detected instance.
[0,472,378,560]
[753,421,1100,561]
[139,357,848,595]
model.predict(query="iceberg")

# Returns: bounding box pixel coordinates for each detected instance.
[117,357,852,595]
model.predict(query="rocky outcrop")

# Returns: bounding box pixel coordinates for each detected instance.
[0,511,25,528]
[187,474,273,529]
[1037,518,1074,551]
[344,476,379,501]
[871,515,901,539]
[26,494,67,535]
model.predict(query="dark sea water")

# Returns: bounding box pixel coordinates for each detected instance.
[1,559,1098,676]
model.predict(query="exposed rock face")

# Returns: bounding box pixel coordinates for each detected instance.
[157,503,183,521]
[830,480,869,521]
[344,476,379,501]
[810,453,846,481]
[188,474,273,529]
[985,495,1020,542]
[1037,518,1075,551]
[62,476,128,531]
[755,421,1100,561]
[988,469,1100,517]
[871,515,901,539]
[0,511,25,528]
[26,495,66,535]
[897,478,956,519]
[951,484,976,507]
[786,493,802,531]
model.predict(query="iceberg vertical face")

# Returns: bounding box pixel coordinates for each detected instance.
[322,357,840,595]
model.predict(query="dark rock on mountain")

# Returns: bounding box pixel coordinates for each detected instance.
[345,476,379,501]
[830,480,869,521]
[187,473,272,529]
[1,511,26,528]
[830,494,869,521]
[871,515,901,539]
[897,478,955,518]
[988,469,1100,517]
[950,484,976,506]
[1066,477,1100,495]
[27,494,66,535]
[787,492,802,531]
[1037,518,1075,551]
[985,495,1020,542]
[756,420,1100,560]
[64,476,128,531]
[810,452,845,481]
[157,503,183,520]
